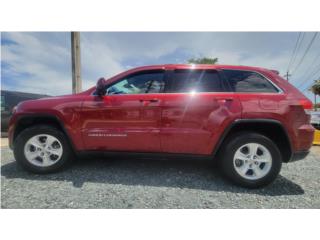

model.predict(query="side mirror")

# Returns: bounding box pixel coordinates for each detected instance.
[96,78,107,97]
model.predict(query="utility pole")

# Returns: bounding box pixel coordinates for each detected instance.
[71,32,82,93]
[284,71,291,81]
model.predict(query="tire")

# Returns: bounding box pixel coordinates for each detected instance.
[220,131,282,188]
[13,125,74,173]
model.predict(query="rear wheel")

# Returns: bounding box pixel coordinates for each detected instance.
[14,125,74,173]
[220,132,282,188]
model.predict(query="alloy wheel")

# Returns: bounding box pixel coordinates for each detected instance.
[23,134,63,167]
[233,143,272,180]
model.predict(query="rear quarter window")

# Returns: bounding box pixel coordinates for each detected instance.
[223,69,279,93]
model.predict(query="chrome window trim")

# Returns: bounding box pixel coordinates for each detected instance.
[91,91,237,96]
[91,68,284,96]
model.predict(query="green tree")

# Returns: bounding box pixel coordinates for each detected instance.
[187,57,218,64]
[310,79,320,110]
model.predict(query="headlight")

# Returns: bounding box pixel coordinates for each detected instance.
[12,105,17,114]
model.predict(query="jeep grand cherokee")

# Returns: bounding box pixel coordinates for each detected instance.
[8,64,314,188]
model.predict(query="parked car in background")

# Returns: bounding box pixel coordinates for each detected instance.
[310,111,320,145]
[8,64,314,188]
[1,90,50,134]
[310,111,320,126]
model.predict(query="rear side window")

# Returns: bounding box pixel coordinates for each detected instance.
[223,70,279,93]
[168,70,223,93]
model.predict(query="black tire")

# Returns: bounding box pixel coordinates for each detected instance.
[219,131,282,188]
[13,125,74,173]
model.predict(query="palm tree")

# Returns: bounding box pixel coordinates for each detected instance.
[311,80,320,111]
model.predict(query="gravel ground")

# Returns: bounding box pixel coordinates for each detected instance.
[1,146,320,208]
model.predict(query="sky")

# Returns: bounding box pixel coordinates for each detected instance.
[1,32,320,100]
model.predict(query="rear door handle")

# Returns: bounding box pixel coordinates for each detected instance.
[139,99,159,102]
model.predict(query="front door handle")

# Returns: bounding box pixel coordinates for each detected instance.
[214,97,234,105]
[214,97,233,102]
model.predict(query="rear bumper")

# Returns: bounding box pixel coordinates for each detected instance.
[290,150,310,162]
[294,124,315,150]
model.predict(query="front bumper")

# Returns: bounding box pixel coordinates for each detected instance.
[8,124,14,150]
[290,150,310,162]
[7,114,18,150]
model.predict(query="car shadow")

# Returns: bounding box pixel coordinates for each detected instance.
[1,156,304,196]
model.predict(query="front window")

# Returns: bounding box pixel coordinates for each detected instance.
[106,71,165,95]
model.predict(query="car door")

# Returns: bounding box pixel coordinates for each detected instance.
[160,69,242,155]
[80,70,166,152]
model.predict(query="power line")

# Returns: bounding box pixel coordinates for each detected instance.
[301,77,319,92]
[305,63,320,81]
[300,68,320,93]
[294,35,320,90]
[290,33,305,73]
[296,64,320,90]
[291,32,318,75]
[299,50,320,80]
[287,32,301,72]
[302,80,318,93]
[285,32,303,81]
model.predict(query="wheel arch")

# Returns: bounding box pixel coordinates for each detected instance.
[213,119,293,163]
[12,114,76,153]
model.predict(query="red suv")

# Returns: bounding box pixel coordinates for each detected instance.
[8,64,314,188]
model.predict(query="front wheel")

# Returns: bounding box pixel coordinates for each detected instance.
[220,132,282,188]
[13,125,74,173]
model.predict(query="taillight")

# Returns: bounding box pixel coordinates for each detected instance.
[299,99,313,114]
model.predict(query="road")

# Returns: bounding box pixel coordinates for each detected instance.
[1,144,320,208]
